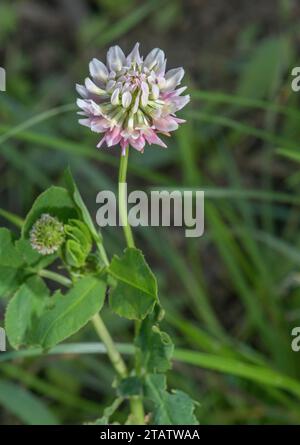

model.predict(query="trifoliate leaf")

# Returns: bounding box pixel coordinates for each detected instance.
[108,247,158,320]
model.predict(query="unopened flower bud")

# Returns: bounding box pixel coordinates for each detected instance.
[30,214,65,255]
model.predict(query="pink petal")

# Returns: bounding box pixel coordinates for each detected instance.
[153,116,179,132]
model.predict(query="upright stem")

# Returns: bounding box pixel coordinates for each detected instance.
[119,146,135,248]
[118,146,145,425]
[92,314,127,378]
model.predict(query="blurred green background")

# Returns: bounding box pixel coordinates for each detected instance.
[1,0,300,425]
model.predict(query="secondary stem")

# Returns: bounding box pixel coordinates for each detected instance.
[118,146,145,425]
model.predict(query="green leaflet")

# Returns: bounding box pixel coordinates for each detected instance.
[63,219,92,268]
[117,376,143,398]
[15,238,56,270]
[33,276,106,349]
[5,276,50,349]
[136,307,174,373]
[64,168,102,244]
[0,266,23,298]
[0,228,23,268]
[0,228,26,298]
[108,247,158,320]
[144,374,199,425]
[22,186,78,238]
[5,276,106,350]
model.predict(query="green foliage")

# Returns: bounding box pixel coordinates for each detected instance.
[0,380,59,425]
[117,377,143,398]
[4,2,300,425]
[0,228,23,268]
[22,186,78,238]
[15,238,56,270]
[144,374,198,425]
[0,267,23,299]
[136,307,174,373]
[88,398,123,425]
[32,277,106,349]
[5,276,49,349]
[108,247,158,320]
[63,219,92,268]
[0,228,26,298]
[5,275,106,350]
[64,168,103,245]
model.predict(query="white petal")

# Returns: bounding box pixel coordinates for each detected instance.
[76,83,88,98]
[132,92,141,114]
[143,48,165,71]
[111,88,120,105]
[122,91,132,108]
[78,118,91,127]
[89,58,109,82]
[175,86,187,95]
[127,42,141,65]
[141,82,149,107]
[107,45,126,72]
[106,79,116,92]
[77,98,87,110]
[151,83,160,100]
[85,78,106,95]
[162,68,184,91]
[157,59,167,76]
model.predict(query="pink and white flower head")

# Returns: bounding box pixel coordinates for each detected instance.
[76,43,190,155]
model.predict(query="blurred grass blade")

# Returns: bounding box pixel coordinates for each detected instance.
[186,111,299,151]
[0,124,170,185]
[2,343,300,399]
[0,379,59,425]
[0,104,75,146]
[0,208,23,228]
[192,90,300,120]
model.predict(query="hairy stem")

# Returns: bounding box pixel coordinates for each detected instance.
[118,146,145,425]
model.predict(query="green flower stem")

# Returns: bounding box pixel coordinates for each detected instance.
[118,146,135,248]
[91,313,127,378]
[96,239,110,267]
[37,269,72,287]
[118,146,145,425]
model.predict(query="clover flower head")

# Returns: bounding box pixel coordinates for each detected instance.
[76,43,190,154]
[30,213,65,255]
